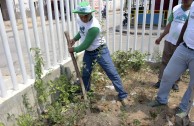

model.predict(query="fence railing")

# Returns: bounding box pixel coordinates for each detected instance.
[0,0,177,98]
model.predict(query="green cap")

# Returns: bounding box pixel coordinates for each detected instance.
[72,1,96,15]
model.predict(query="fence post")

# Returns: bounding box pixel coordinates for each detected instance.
[6,0,28,84]
[46,0,57,65]
[18,0,35,79]
[0,70,7,97]
[0,8,18,90]
[126,0,132,51]
[38,0,51,69]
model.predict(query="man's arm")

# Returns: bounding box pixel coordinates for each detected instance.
[176,19,188,46]
[155,22,171,44]
[155,12,173,44]
[73,32,81,41]
[70,32,81,47]
[73,27,100,53]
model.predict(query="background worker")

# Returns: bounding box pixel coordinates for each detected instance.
[149,1,194,117]
[153,0,192,91]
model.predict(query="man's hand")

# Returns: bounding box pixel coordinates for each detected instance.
[68,47,74,53]
[70,39,76,47]
[155,37,162,45]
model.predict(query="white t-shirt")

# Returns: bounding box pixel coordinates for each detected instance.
[77,16,106,51]
[183,2,194,49]
[166,4,190,45]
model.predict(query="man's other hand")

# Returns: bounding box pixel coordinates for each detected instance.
[68,47,74,53]
[155,37,162,45]
[70,39,76,47]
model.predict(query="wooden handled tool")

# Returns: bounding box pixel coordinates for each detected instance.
[64,32,87,100]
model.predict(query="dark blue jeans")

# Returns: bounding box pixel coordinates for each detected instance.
[82,46,128,100]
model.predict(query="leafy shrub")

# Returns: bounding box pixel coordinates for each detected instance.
[31,48,47,104]
[133,119,141,126]
[112,50,147,76]
[43,102,64,125]
[16,114,34,126]
[48,74,79,105]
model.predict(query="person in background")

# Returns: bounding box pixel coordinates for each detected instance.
[153,0,193,91]
[149,1,194,117]
[68,1,128,106]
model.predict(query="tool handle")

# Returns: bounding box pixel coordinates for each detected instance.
[64,32,87,100]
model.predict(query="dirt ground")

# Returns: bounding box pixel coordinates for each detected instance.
[76,66,194,126]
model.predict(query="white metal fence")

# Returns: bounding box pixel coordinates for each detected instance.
[0,0,180,98]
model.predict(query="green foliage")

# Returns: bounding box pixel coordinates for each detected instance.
[30,47,86,125]
[112,50,147,76]
[133,119,141,126]
[63,102,87,126]
[91,64,105,84]
[7,113,15,122]
[48,75,79,105]
[0,122,5,126]
[6,95,35,126]
[43,102,64,125]
[38,101,87,126]
[22,94,33,114]
[149,110,158,120]
[16,114,34,126]
[6,47,88,125]
[119,110,128,126]
[30,48,47,104]
[30,48,44,79]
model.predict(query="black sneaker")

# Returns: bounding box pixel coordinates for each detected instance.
[172,84,179,91]
[153,81,160,88]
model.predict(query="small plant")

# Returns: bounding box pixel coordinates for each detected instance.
[22,94,33,114]
[133,119,141,126]
[149,110,158,120]
[16,114,34,126]
[112,50,147,76]
[90,64,109,91]
[42,102,64,125]
[63,102,87,126]
[129,51,148,71]
[6,94,35,126]
[48,74,79,105]
[30,48,47,104]
[119,110,128,126]
[7,113,15,122]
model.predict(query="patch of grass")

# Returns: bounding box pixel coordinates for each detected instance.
[119,110,129,126]
[149,109,158,120]
[133,119,141,126]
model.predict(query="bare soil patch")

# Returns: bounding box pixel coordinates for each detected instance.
[76,67,191,126]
